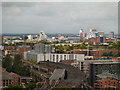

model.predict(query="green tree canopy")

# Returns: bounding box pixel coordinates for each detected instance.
[26,83,36,89]
[2,54,12,72]
[5,85,23,89]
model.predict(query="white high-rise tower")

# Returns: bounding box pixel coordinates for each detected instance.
[38,31,47,41]
[79,29,83,36]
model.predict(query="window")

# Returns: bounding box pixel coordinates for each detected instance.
[108,81,110,85]
[3,83,5,86]
[56,55,58,62]
[18,77,21,84]
[50,55,51,60]
[9,80,11,85]
[114,82,116,86]
[53,55,55,62]
[3,80,5,83]
[64,55,66,60]
[60,55,62,60]
[75,55,77,59]
[6,80,8,83]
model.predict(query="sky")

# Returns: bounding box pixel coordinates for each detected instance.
[2,2,118,34]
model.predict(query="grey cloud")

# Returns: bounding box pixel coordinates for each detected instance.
[2,2,118,34]
[2,2,36,7]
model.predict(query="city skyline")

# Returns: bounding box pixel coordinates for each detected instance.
[3,2,118,34]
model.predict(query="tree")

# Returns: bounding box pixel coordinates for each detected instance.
[108,51,113,57]
[52,86,70,90]
[26,83,36,89]
[2,54,12,72]
[12,54,21,73]
[102,53,108,56]
[88,47,93,50]
[12,54,30,76]
[36,83,42,88]
[19,66,30,76]
[2,54,30,77]
[116,52,120,57]
[5,85,23,89]
[14,54,21,64]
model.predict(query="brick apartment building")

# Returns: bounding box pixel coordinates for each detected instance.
[73,49,101,59]
[96,73,120,89]
[106,38,115,43]
[1,67,22,88]
[114,57,120,60]
[87,36,106,44]
[100,49,119,56]
[3,45,31,56]
[18,45,31,56]
[89,62,120,88]
[4,46,16,50]
[87,36,115,45]
[4,46,16,55]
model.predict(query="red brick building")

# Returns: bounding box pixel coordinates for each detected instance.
[96,73,120,89]
[114,57,120,60]
[73,49,102,59]
[4,46,16,50]
[0,67,22,88]
[17,46,31,56]
[101,49,119,56]
[87,36,115,45]
[3,46,31,56]
[87,36,107,44]
[106,38,115,42]
[4,46,16,55]
[80,33,84,42]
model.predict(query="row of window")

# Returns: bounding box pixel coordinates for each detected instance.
[100,81,119,84]
[51,54,76,62]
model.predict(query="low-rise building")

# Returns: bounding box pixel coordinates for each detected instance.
[89,62,120,88]
[96,72,120,89]
[73,49,101,59]
[49,69,66,85]
[0,67,22,88]
[17,45,31,57]
[71,59,117,74]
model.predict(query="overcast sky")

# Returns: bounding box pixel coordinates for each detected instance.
[2,2,118,34]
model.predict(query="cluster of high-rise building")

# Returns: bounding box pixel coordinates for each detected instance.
[79,28,115,44]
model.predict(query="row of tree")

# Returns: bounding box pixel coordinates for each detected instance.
[102,51,120,57]
[54,44,88,54]
[2,54,30,76]
[5,82,42,89]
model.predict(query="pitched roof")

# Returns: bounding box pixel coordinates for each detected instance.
[96,73,120,80]
[49,69,65,80]
[2,74,14,80]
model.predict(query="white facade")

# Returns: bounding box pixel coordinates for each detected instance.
[86,28,97,39]
[27,35,33,40]
[24,51,84,63]
[38,31,47,41]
